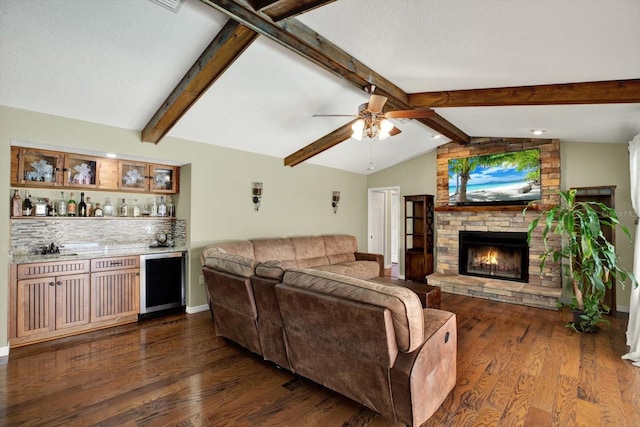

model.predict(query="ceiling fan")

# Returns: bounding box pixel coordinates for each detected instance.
[313,85,437,141]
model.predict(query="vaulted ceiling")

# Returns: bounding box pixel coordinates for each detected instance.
[1,0,639,174]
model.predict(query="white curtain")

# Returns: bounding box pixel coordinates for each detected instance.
[623,133,640,367]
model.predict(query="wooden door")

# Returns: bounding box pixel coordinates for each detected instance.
[15,147,64,186]
[16,277,55,337]
[55,274,90,330]
[118,160,148,192]
[91,268,140,322]
[63,153,101,188]
[149,164,179,194]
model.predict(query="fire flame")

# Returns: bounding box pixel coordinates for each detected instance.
[480,250,498,265]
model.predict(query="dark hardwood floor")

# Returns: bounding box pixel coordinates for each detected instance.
[1,293,638,426]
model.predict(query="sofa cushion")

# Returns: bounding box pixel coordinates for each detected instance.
[282,268,424,352]
[291,236,330,268]
[323,235,357,264]
[252,238,296,263]
[337,261,380,279]
[313,264,355,277]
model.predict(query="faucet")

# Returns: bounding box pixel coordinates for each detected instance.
[41,242,60,255]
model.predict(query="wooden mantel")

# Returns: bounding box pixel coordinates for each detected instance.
[434,204,544,212]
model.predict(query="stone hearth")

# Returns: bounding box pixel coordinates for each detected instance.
[427,137,563,310]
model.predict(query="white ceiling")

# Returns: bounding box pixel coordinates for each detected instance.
[1,0,639,175]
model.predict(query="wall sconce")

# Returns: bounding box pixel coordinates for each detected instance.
[332,191,340,214]
[252,182,263,211]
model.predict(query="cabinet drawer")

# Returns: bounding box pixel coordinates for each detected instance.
[91,256,140,272]
[17,259,90,280]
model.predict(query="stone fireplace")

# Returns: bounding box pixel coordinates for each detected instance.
[426,137,562,310]
[458,231,529,283]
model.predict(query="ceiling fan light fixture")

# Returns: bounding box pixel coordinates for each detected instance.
[380,118,393,134]
[351,119,364,140]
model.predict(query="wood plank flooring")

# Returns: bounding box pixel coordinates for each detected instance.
[1,293,638,426]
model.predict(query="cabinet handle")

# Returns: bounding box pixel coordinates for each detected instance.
[56,281,62,286]
[110,261,123,266]
[49,281,55,287]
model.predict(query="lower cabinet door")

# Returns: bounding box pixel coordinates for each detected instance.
[91,268,140,322]
[16,277,55,337]
[55,274,91,330]
[16,273,90,337]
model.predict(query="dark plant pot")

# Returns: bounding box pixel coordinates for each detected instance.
[571,310,601,334]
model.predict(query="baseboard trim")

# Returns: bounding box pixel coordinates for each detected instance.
[0,346,9,357]
[617,305,630,314]
[186,304,209,314]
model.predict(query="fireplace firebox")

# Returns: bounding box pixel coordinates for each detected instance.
[459,231,529,283]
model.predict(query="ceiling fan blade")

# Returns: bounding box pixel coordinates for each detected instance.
[385,109,436,119]
[284,119,357,167]
[367,94,388,112]
[389,126,402,136]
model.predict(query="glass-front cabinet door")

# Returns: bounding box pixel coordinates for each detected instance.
[118,160,148,192]
[64,153,100,188]
[15,147,64,186]
[149,164,178,194]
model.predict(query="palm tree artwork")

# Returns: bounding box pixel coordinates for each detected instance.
[448,149,541,205]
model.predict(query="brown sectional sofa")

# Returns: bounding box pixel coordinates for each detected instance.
[200,235,457,426]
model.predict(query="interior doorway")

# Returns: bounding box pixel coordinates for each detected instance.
[368,186,401,277]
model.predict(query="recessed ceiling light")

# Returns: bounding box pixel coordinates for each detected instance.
[531,129,546,136]
[431,134,442,139]
[106,153,117,158]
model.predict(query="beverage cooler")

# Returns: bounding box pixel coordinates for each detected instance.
[139,251,186,319]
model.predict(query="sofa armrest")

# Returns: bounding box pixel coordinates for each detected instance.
[203,253,256,278]
[355,252,385,277]
[255,259,301,280]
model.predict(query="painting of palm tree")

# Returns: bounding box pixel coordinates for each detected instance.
[448,149,541,205]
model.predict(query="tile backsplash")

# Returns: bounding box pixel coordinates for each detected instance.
[10,218,186,255]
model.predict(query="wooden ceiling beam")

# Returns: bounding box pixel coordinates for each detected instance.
[142,19,258,144]
[409,79,640,108]
[142,1,334,144]
[201,0,409,106]
[201,0,470,158]
[284,120,357,167]
[246,0,337,21]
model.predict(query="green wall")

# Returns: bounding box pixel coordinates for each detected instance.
[0,106,368,351]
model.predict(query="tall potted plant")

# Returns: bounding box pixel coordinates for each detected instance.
[524,189,637,332]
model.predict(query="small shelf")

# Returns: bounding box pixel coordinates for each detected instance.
[11,216,175,220]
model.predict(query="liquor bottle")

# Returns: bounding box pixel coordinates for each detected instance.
[67,192,77,217]
[157,196,167,217]
[85,197,93,217]
[46,198,54,216]
[119,198,128,217]
[150,198,158,217]
[58,191,67,217]
[11,189,22,217]
[78,192,87,217]
[132,199,141,217]
[167,196,175,218]
[93,202,103,217]
[103,197,114,217]
[22,190,33,216]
